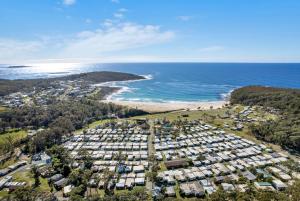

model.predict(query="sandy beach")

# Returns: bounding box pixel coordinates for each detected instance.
[104,100,228,113]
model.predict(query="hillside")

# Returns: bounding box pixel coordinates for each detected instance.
[230,86,300,152]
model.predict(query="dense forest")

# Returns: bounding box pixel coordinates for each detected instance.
[0,98,147,153]
[0,71,144,96]
[230,86,300,152]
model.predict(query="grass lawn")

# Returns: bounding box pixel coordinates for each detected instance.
[12,169,50,192]
[0,130,27,154]
[0,190,9,199]
[0,106,7,113]
[37,177,51,192]
[0,130,27,145]
[0,157,18,169]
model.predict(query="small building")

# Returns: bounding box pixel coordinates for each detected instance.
[0,176,13,190]
[272,180,288,191]
[165,186,176,197]
[63,185,74,197]
[165,159,188,169]
[116,179,126,189]
[133,165,144,173]
[134,177,145,186]
[32,153,51,165]
[54,178,68,190]
[254,182,275,191]
[49,174,63,183]
[242,171,256,181]
[221,183,235,192]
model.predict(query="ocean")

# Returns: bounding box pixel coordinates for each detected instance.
[1,63,300,102]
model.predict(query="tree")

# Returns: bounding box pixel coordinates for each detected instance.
[78,149,93,169]
[13,186,37,201]
[31,165,41,187]
[289,179,300,201]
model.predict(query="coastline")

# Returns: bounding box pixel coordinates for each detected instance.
[101,74,230,113]
[103,100,228,113]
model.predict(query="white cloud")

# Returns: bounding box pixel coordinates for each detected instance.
[102,19,114,27]
[0,39,44,62]
[198,46,225,52]
[111,0,119,3]
[63,0,76,6]
[85,18,92,24]
[60,22,175,58]
[113,13,124,19]
[0,20,175,63]
[177,15,193,21]
[118,8,128,12]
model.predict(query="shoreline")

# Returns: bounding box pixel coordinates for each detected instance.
[103,100,228,113]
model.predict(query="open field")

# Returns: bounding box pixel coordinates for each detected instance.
[0,106,7,113]
[12,168,50,192]
[0,130,27,154]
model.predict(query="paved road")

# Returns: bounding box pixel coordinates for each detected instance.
[146,120,155,192]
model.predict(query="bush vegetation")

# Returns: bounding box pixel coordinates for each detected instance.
[230,86,300,152]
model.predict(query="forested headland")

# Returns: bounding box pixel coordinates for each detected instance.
[230,86,300,153]
[0,71,144,96]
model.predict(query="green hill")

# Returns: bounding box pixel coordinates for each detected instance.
[230,86,300,152]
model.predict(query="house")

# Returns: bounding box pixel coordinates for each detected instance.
[134,177,145,185]
[221,183,235,192]
[49,174,63,183]
[189,181,205,197]
[63,185,74,197]
[125,178,134,189]
[32,153,51,165]
[242,171,256,181]
[0,176,13,190]
[179,183,192,197]
[254,182,275,191]
[133,165,144,173]
[0,169,10,177]
[116,179,126,189]
[5,182,26,191]
[54,178,68,190]
[272,180,288,191]
[165,186,176,197]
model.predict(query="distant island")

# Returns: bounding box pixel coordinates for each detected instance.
[7,65,31,69]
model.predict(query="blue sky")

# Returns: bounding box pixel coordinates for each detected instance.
[0,0,300,63]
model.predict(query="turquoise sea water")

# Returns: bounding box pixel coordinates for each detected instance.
[1,63,300,102]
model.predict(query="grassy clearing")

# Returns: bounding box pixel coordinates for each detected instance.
[0,190,9,198]
[37,177,51,192]
[0,130,27,144]
[12,169,50,192]
[0,157,18,169]
[0,130,27,154]
[13,169,34,185]
[0,106,7,113]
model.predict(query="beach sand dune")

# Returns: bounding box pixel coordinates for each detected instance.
[104,100,228,113]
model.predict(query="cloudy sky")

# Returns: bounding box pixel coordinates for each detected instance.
[1,0,300,63]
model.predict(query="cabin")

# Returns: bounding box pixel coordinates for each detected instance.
[254,182,275,191]
[165,186,176,197]
[272,180,288,191]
